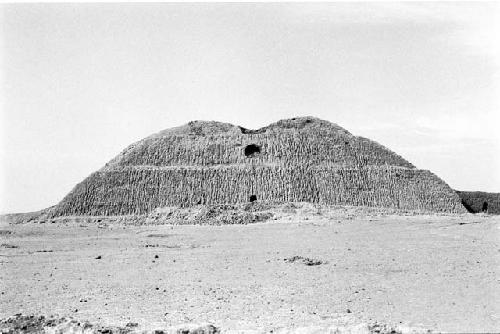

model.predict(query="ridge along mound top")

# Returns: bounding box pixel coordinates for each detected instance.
[47,117,466,217]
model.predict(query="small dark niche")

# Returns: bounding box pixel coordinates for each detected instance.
[482,202,488,213]
[244,144,261,157]
[249,195,257,202]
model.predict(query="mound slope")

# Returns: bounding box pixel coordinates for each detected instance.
[48,117,465,216]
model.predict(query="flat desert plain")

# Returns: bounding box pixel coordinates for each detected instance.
[1,211,499,333]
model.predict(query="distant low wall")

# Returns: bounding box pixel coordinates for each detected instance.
[49,165,466,217]
[457,191,500,214]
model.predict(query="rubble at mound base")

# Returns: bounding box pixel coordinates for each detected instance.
[0,314,433,334]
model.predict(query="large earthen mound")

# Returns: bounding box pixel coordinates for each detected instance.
[48,117,465,216]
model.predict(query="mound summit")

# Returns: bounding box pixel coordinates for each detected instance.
[49,117,465,217]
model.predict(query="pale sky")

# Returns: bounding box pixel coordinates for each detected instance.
[1,2,499,213]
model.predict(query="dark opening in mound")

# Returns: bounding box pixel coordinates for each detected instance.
[482,202,488,212]
[244,144,261,157]
[249,195,257,202]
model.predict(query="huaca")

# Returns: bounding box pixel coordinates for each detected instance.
[49,117,466,216]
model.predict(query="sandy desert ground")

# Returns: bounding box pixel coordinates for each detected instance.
[1,208,499,333]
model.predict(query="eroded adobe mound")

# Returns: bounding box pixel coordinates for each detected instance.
[48,117,465,216]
